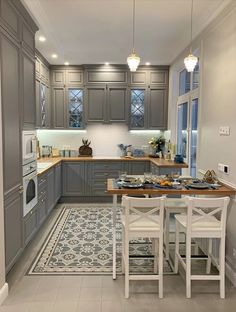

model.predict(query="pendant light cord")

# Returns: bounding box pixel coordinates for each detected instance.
[132,0,135,53]
[190,0,193,53]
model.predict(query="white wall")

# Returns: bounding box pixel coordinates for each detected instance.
[37,124,170,156]
[168,1,236,281]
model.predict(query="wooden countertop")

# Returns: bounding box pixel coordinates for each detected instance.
[106,179,236,196]
[37,156,188,175]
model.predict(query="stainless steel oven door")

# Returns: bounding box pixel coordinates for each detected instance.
[22,130,37,165]
[23,171,38,217]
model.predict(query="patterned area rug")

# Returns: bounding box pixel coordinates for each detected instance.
[28,204,173,275]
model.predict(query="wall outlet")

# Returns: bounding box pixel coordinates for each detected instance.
[219,126,230,136]
[218,163,224,172]
[224,165,229,174]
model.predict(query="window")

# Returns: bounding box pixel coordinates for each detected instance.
[177,61,199,177]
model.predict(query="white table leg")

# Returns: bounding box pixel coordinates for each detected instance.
[112,194,117,279]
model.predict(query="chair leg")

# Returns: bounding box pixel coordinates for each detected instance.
[154,239,158,274]
[121,227,125,274]
[206,238,212,274]
[124,232,129,299]
[174,222,180,273]
[159,234,163,299]
[165,211,170,260]
[219,237,226,299]
[186,233,191,299]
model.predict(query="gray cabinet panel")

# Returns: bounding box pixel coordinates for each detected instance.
[24,207,37,246]
[35,56,40,79]
[1,33,21,195]
[37,195,47,227]
[46,168,55,213]
[51,69,65,86]
[52,87,66,128]
[22,52,35,128]
[62,162,85,196]
[148,88,167,129]
[130,71,147,85]
[128,161,150,175]
[66,69,83,86]
[150,70,168,86]
[40,61,47,83]
[54,163,61,203]
[86,70,127,83]
[4,192,23,272]
[86,85,106,122]
[107,86,127,122]
[22,22,34,56]
[35,79,40,128]
[0,0,19,40]
[45,86,51,128]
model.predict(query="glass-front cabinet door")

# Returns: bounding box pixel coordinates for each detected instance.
[68,88,84,129]
[130,88,146,129]
[40,83,46,127]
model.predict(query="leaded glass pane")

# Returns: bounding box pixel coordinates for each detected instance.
[68,89,83,128]
[130,89,145,128]
[40,84,46,127]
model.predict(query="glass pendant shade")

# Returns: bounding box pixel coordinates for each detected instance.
[184,53,198,72]
[127,52,141,72]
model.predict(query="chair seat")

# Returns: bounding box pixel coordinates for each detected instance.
[121,215,160,232]
[175,214,221,232]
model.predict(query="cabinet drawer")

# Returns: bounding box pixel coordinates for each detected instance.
[38,173,47,191]
[93,162,123,171]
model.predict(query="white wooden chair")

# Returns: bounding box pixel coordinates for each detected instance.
[121,195,165,299]
[174,196,230,298]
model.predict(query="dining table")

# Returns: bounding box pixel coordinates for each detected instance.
[106,177,236,279]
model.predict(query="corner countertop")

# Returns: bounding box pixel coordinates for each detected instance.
[37,156,188,175]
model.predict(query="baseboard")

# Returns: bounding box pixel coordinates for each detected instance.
[226,262,236,287]
[0,283,8,306]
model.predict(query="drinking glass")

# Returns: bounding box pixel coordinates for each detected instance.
[119,171,127,182]
[144,172,152,183]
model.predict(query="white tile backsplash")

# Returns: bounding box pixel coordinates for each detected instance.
[37,124,170,156]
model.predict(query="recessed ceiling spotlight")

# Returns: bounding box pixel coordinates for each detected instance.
[64,62,69,65]
[105,62,109,65]
[145,62,151,66]
[51,54,58,59]
[38,36,46,42]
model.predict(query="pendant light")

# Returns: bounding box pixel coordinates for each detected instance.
[127,0,141,72]
[184,0,198,72]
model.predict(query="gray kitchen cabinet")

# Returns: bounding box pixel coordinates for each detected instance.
[150,70,168,86]
[129,86,167,130]
[54,163,62,203]
[62,162,85,196]
[107,85,127,122]
[130,70,148,85]
[85,68,127,84]
[86,85,106,122]
[148,87,168,130]
[46,167,55,213]
[129,67,168,86]
[4,192,23,273]
[52,87,66,128]
[67,87,84,129]
[86,84,127,123]
[36,82,51,128]
[127,161,150,175]
[66,69,83,86]
[51,69,66,86]
[37,173,47,226]
[21,21,35,56]
[35,79,40,127]
[88,162,124,196]
[35,56,40,79]
[0,0,19,42]
[22,51,36,129]
[23,206,37,246]
[150,162,159,175]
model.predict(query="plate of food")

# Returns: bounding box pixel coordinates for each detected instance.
[121,182,143,189]
[186,183,210,189]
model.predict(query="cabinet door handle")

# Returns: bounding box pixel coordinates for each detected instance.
[19,186,24,194]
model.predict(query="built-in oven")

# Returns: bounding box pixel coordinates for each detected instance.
[22,130,37,165]
[23,160,38,217]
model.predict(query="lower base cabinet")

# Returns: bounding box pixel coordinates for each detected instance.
[23,206,37,246]
[62,162,85,196]
[46,167,55,213]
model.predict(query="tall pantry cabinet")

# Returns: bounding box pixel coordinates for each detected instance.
[0,0,38,272]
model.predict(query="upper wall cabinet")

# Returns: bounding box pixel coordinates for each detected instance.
[0,0,19,42]
[129,67,169,87]
[50,67,83,87]
[85,68,127,84]
[21,21,35,56]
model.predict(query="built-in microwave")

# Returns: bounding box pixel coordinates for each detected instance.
[22,130,37,165]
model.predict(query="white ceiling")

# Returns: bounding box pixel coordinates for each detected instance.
[22,0,229,65]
